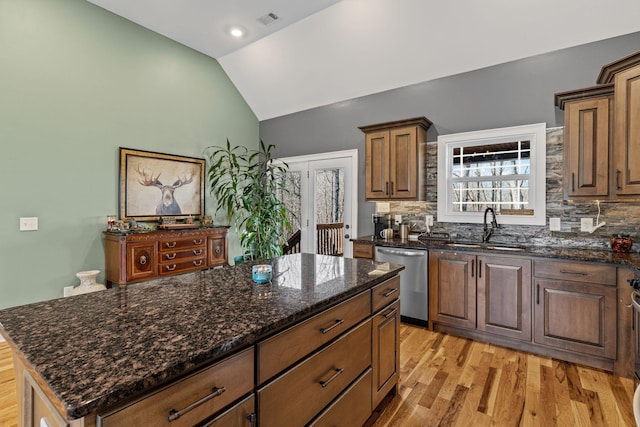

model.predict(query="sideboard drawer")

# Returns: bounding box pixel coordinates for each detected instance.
[158,257,207,275]
[98,348,254,427]
[534,260,616,286]
[158,237,206,252]
[257,291,370,384]
[257,319,371,427]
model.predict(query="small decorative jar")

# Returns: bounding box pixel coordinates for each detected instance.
[611,234,633,253]
[252,264,273,284]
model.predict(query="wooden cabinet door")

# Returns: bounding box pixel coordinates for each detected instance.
[365,130,390,199]
[564,97,610,198]
[614,63,640,196]
[533,278,616,359]
[477,256,532,341]
[372,299,400,408]
[208,236,227,267]
[126,241,157,282]
[389,126,418,199]
[429,251,476,330]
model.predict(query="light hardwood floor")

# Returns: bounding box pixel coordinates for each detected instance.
[372,325,636,427]
[0,325,636,427]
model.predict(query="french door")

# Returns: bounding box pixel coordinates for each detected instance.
[276,150,357,258]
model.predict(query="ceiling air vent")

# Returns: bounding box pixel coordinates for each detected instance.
[257,12,280,26]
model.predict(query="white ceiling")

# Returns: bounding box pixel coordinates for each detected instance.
[89,0,640,121]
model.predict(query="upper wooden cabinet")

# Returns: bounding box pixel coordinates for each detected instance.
[555,85,613,199]
[359,117,432,201]
[556,50,640,199]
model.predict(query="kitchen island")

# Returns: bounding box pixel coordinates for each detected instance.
[0,253,404,427]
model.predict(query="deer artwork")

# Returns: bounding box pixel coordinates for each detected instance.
[137,165,194,215]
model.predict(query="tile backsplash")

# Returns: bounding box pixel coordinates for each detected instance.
[384,127,640,251]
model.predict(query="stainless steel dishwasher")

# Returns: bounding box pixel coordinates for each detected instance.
[375,246,428,326]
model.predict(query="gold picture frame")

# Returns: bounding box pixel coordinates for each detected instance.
[119,147,205,221]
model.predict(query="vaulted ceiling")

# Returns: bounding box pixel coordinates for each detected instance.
[88,0,640,121]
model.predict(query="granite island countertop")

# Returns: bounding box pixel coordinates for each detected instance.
[0,253,403,420]
[353,235,640,273]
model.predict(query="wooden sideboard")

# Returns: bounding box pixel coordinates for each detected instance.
[104,227,229,286]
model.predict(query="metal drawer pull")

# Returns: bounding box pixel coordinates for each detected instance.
[560,270,588,275]
[383,307,397,319]
[193,260,203,266]
[193,239,203,245]
[166,265,177,271]
[320,319,344,334]
[383,288,398,298]
[319,368,344,388]
[166,253,177,260]
[168,386,226,422]
[193,249,203,256]
[165,242,177,248]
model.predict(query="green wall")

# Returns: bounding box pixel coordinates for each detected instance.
[0,0,258,309]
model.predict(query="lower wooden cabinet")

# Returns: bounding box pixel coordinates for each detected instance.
[353,241,375,259]
[533,260,617,359]
[201,394,255,427]
[430,251,619,370]
[429,250,532,340]
[97,347,254,427]
[372,299,400,408]
[257,319,372,427]
[309,369,373,427]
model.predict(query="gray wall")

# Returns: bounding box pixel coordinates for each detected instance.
[260,31,640,235]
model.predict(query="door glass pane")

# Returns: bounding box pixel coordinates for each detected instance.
[280,170,302,253]
[315,168,344,256]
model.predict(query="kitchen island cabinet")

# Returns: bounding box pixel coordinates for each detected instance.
[0,254,403,427]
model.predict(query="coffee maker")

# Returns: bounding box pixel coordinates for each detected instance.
[372,213,390,239]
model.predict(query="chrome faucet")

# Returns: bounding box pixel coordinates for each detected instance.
[482,207,499,243]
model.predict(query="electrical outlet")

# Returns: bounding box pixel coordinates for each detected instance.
[549,217,561,231]
[19,217,38,231]
[580,218,593,232]
[425,215,434,226]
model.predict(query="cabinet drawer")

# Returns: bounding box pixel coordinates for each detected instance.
[354,242,375,259]
[159,247,206,263]
[159,257,206,275]
[258,319,371,427]
[257,291,370,384]
[308,368,372,427]
[97,348,254,427]
[534,260,616,286]
[201,394,255,427]
[371,276,400,313]
[158,237,206,252]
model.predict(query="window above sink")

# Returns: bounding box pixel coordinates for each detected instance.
[437,123,547,226]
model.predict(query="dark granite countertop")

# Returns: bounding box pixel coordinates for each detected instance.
[352,235,640,272]
[0,253,403,420]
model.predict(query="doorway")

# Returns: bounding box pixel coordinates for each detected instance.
[275,150,358,258]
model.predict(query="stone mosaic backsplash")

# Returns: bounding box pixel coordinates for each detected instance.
[385,127,640,252]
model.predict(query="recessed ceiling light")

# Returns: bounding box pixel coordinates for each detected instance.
[230,27,245,38]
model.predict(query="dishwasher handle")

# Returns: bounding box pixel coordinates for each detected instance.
[376,247,426,257]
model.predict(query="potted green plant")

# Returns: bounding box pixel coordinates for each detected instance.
[206,139,291,261]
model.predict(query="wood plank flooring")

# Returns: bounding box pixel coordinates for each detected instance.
[0,341,18,427]
[0,325,635,427]
[372,324,636,427]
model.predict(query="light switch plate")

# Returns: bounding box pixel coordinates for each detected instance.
[580,218,593,232]
[549,217,561,231]
[19,217,38,231]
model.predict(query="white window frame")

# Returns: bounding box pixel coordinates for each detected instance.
[437,123,546,226]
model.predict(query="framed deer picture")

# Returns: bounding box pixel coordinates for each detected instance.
[119,148,205,221]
